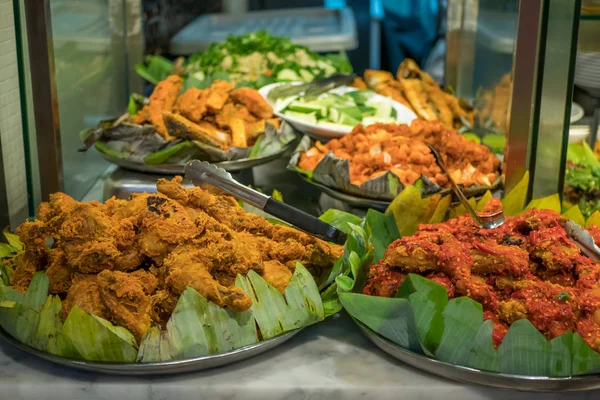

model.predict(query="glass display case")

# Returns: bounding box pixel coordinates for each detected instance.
[0,0,591,217]
[6,1,600,396]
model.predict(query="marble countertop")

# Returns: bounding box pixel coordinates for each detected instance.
[0,313,598,400]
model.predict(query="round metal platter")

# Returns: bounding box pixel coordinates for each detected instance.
[100,146,289,175]
[355,321,600,392]
[0,326,301,375]
[298,174,390,211]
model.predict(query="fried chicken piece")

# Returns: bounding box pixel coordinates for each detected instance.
[61,274,108,321]
[363,261,406,297]
[510,283,577,339]
[11,251,42,293]
[528,224,581,272]
[156,177,342,274]
[175,87,207,122]
[469,240,529,277]
[162,112,230,149]
[262,260,293,294]
[164,244,252,312]
[130,269,159,295]
[57,201,141,274]
[97,270,154,343]
[205,80,235,114]
[498,298,528,325]
[144,75,183,139]
[384,238,438,273]
[230,87,274,119]
[45,249,72,294]
[114,193,207,263]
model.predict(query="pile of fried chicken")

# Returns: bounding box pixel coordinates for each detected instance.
[298,120,500,188]
[131,75,280,149]
[352,59,474,130]
[11,177,342,343]
[364,199,600,351]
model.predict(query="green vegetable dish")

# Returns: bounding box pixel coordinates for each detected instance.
[321,172,600,377]
[274,88,410,131]
[565,142,600,219]
[136,31,353,88]
[0,179,345,363]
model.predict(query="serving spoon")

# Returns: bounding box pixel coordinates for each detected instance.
[426,143,505,229]
[184,160,348,245]
[427,144,600,262]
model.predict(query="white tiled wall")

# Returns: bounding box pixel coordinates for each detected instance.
[0,0,29,227]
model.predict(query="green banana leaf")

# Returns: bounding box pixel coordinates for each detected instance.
[339,171,600,377]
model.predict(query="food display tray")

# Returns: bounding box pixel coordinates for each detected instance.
[355,321,600,392]
[99,144,289,175]
[0,326,301,376]
[169,7,358,54]
[298,174,390,212]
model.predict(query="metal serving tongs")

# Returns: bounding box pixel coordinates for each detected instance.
[427,143,505,229]
[267,73,357,102]
[184,160,348,245]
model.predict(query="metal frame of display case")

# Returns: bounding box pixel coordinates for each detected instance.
[447,0,582,201]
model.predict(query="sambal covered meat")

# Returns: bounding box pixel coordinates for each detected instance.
[363,205,600,351]
[298,120,500,188]
[11,177,342,344]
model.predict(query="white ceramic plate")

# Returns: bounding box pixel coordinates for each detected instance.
[259,82,418,140]
[571,102,585,124]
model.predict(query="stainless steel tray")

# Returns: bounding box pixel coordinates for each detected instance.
[355,321,600,392]
[298,174,390,212]
[100,147,288,174]
[0,326,301,375]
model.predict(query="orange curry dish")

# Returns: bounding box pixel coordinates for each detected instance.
[298,120,501,188]
[131,75,280,148]
[363,200,600,351]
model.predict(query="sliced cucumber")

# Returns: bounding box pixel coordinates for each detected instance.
[358,106,377,117]
[287,101,327,118]
[277,68,300,81]
[284,111,318,125]
[335,106,363,121]
[338,112,361,126]
[345,90,372,106]
[298,69,314,82]
[366,100,393,118]
[274,95,298,112]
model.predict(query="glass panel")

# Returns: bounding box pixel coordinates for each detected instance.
[49,0,129,200]
[446,0,519,134]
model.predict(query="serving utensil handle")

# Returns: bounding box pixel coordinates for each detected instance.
[264,198,348,245]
